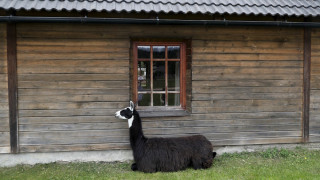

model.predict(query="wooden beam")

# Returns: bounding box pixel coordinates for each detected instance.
[7,23,18,153]
[303,27,311,143]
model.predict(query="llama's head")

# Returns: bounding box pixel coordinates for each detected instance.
[115,101,135,128]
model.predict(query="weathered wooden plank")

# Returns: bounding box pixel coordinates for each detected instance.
[0,103,9,110]
[193,53,303,61]
[193,46,303,54]
[7,23,18,153]
[192,87,302,94]
[193,34,303,42]
[192,105,301,114]
[18,46,128,53]
[18,52,128,60]
[18,89,129,96]
[0,147,10,153]
[310,28,320,143]
[192,99,301,107]
[19,116,119,125]
[193,74,302,81]
[192,80,302,87]
[191,111,301,120]
[19,143,130,153]
[0,132,10,145]
[18,59,129,67]
[19,117,301,132]
[192,67,303,75]
[203,131,302,140]
[18,81,129,89]
[19,102,128,110]
[303,28,311,142]
[0,124,10,132]
[0,23,8,153]
[19,130,129,139]
[193,40,303,49]
[19,94,129,103]
[212,137,302,146]
[19,136,131,145]
[19,122,128,132]
[192,60,303,68]
[18,125,301,146]
[18,74,128,81]
[18,31,133,39]
[193,93,301,101]
[18,38,130,47]
[19,109,119,117]
[18,67,128,74]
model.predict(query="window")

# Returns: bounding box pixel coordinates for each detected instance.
[133,42,186,110]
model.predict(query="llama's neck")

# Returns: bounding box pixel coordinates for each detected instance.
[129,110,146,149]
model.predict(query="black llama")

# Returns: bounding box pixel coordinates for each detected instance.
[115,101,216,173]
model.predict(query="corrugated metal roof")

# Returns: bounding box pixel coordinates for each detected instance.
[0,0,319,17]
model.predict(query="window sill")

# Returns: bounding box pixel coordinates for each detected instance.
[137,108,190,118]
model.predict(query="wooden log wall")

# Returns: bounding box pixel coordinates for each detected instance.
[16,24,304,153]
[310,29,320,143]
[17,24,131,152]
[191,27,304,145]
[0,23,10,153]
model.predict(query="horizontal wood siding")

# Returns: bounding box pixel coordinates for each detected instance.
[310,29,320,143]
[0,23,10,153]
[191,27,303,145]
[16,24,304,152]
[17,24,131,152]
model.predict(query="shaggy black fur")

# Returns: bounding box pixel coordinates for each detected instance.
[115,102,216,173]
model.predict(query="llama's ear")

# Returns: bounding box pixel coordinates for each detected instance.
[130,101,135,111]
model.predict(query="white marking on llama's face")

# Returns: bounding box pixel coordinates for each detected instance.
[115,108,129,120]
[115,101,135,128]
[115,106,134,128]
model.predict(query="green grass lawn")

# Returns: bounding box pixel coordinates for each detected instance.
[1,147,320,180]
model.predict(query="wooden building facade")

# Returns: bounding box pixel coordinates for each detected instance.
[1,1,320,154]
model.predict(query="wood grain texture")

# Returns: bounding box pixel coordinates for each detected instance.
[7,23,18,153]
[191,26,304,147]
[303,28,311,142]
[15,24,305,153]
[0,24,10,154]
[310,29,320,143]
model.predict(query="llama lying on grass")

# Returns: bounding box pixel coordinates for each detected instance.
[115,101,217,173]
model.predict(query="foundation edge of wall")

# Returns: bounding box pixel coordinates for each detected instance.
[1,143,320,167]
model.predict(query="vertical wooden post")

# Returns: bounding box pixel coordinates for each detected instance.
[303,27,311,143]
[7,23,18,153]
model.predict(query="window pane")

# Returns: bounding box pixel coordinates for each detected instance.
[138,46,150,59]
[168,46,180,59]
[168,93,180,106]
[153,46,165,59]
[153,94,165,106]
[153,61,165,91]
[138,93,151,106]
[168,61,180,91]
[138,61,151,91]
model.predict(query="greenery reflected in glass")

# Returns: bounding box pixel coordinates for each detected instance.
[138,61,151,91]
[138,93,151,106]
[153,94,165,106]
[168,93,180,106]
